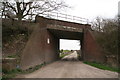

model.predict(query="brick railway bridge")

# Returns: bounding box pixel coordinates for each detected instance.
[20,13,105,69]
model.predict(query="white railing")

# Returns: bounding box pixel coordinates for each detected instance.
[39,12,90,24]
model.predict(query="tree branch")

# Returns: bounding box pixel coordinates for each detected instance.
[3,2,17,13]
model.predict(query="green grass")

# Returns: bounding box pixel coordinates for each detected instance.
[63,50,70,53]
[24,63,45,73]
[7,54,19,58]
[2,69,21,79]
[59,53,69,58]
[60,50,71,53]
[2,63,45,79]
[59,50,71,59]
[84,61,120,72]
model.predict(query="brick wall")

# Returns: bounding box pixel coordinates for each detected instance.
[83,29,105,63]
[20,16,105,70]
[20,16,59,70]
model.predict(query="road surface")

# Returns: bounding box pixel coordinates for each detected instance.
[19,51,118,78]
[62,51,78,61]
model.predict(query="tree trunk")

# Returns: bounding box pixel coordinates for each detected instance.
[17,15,23,28]
[18,15,22,22]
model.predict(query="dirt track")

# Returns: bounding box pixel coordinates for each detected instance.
[20,51,118,78]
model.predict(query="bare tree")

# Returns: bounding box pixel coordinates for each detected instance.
[1,0,68,21]
[91,17,105,32]
[93,17,118,55]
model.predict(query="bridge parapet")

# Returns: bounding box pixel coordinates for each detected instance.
[38,12,90,24]
[36,15,91,30]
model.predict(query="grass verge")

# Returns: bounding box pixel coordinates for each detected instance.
[59,53,69,58]
[84,61,120,72]
[62,50,71,53]
[2,63,46,80]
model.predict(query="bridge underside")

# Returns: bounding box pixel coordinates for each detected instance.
[47,29,83,40]
[20,16,105,70]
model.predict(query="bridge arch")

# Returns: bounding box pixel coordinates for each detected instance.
[20,16,105,70]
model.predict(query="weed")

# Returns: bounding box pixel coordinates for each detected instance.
[60,53,69,58]
[84,61,120,72]
[2,63,45,79]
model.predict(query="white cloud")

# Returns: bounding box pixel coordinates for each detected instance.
[63,0,119,20]
[60,39,80,50]
[60,0,119,50]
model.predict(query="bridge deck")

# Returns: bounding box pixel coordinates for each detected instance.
[47,24,83,32]
[47,24,83,40]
